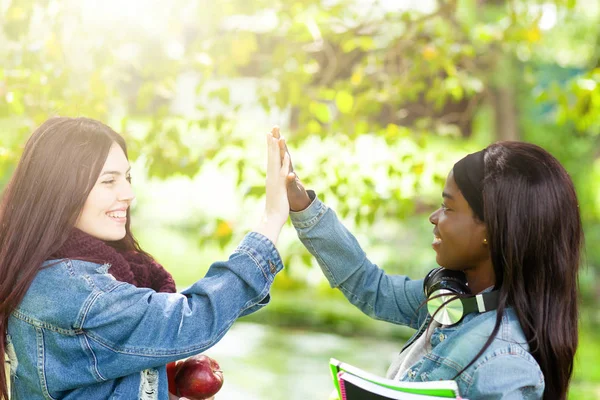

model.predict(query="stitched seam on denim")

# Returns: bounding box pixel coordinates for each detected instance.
[293,202,328,229]
[11,310,80,335]
[84,284,263,356]
[245,231,275,247]
[64,259,75,277]
[244,232,284,265]
[234,247,270,282]
[303,236,340,287]
[75,282,126,330]
[83,274,98,290]
[502,312,510,339]
[83,333,106,382]
[84,316,237,357]
[465,347,543,393]
[423,352,468,376]
[227,251,273,311]
[422,353,474,387]
[223,253,272,314]
[35,328,57,400]
[75,290,104,330]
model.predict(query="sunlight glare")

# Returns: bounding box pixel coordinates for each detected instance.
[80,0,167,32]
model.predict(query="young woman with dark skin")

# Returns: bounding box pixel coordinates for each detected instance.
[275,127,581,400]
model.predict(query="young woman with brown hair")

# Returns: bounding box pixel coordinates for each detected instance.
[1,117,291,399]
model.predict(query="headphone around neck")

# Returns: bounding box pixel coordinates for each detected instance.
[423,267,500,326]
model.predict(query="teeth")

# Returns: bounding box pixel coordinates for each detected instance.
[107,211,126,218]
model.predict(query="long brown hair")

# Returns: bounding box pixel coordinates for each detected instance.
[0,117,148,400]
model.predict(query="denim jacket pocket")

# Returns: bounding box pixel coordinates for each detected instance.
[414,353,472,396]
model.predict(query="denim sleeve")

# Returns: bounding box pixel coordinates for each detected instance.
[465,350,545,399]
[290,192,427,329]
[78,232,282,381]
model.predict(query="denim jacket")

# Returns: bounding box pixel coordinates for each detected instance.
[290,194,544,399]
[7,232,283,400]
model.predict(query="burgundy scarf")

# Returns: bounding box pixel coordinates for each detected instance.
[52,228,176,293]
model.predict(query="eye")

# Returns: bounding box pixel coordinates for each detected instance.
[126,174,132,183]
[440,203,451,211]
[102,178,115,185]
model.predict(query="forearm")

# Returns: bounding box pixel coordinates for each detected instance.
[290,193,426,327]
[83,233,283,379]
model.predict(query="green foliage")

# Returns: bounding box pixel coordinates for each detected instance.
[554,68,600,132]
[1,1,599,395]
[1,0,599,265]
[2,0,599,280]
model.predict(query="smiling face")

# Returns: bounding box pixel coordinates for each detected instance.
[429,170,494,292]
[75,142,135,241]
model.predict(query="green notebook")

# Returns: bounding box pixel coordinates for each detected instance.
[329,358,461,400]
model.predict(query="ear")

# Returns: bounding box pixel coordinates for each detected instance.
[475,220,488,246]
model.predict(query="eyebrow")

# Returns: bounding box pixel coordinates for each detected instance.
[100,167,131,176]
[442,191,454,200]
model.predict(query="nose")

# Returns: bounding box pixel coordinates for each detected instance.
[118,181,135,204]
[429,207,440,225]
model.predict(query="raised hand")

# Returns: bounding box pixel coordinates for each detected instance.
[271,126,311,212]
[253,129,291,245]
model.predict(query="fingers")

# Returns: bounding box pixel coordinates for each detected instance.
[271,125,280,139]
[278,136,287,164]
[278,137,294,173]
[286,172,300,192]
[268,128,294,174]
[280,151,290,177]
[266,132,281,172]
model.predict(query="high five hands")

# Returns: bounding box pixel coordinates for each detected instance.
[270,126,312,212]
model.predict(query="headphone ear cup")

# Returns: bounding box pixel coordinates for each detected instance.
[423,267,444,297]
[424,268,470,298]
[427,290,465,326]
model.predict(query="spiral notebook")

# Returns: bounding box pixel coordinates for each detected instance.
[330,358,462,400]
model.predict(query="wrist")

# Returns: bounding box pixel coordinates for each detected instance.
[253,214,285,245]
[291,190,315,212]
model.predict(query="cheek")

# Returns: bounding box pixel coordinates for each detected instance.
[78,190,112,224]
[437,215,454,238]
[439,216,471,247]
[86,189,113,214]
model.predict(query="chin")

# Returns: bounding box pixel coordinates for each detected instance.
[435,254,445,267]
[107,231,127,241]
[435,257,458,271]
[94,229,127,242]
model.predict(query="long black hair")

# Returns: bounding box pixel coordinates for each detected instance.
[463,141,581,400]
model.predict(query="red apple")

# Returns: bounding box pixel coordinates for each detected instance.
[174,355,224,400]
[166,361,183,395]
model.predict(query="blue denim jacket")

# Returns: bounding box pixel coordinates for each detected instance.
[7,232,283,400]
[290,195,544,399]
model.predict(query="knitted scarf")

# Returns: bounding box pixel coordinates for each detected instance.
[52,228,176,293]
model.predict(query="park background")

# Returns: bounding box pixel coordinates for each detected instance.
[0,0,599,398]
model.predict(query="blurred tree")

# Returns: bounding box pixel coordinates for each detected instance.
[0,0,598,260]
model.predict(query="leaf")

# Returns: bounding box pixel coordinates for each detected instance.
[310,102,331,123]
[245,185,264,197]
[335,91,354,114]
[208,87,230,104]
